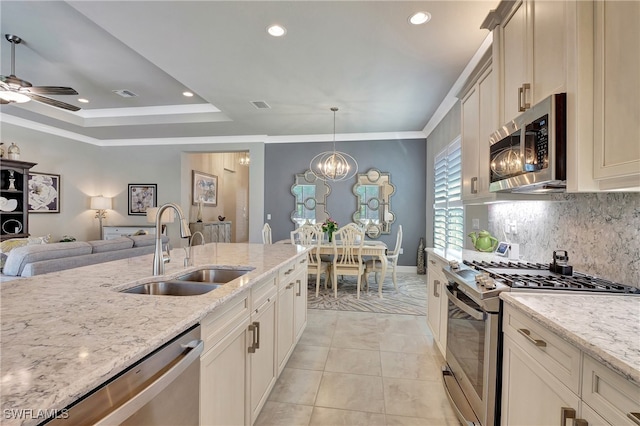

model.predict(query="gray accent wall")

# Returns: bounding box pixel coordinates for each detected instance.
[265,138,426,266]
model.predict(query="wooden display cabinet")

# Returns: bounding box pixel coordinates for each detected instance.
[0,159,37,241]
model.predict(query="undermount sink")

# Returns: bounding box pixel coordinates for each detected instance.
[176,267,253,284]
[121,280,220,296]
[120,267,254,296]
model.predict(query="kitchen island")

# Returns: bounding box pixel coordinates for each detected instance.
[0,242,308,426]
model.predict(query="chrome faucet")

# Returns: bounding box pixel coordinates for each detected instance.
[153,203,191,275]
[183,231,205,267]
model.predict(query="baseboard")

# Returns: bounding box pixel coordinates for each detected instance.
[396,265,419,274]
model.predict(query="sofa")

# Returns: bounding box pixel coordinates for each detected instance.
[1,234,169,278]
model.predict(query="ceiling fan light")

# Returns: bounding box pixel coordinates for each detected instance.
[78,98,89,103]
[0,91,30,103]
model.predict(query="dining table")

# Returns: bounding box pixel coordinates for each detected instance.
[279,238,388,297]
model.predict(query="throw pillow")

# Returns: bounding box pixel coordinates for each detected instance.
[0,234,51,269]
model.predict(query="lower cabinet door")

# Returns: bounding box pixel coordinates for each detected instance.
[250,298,277,424]
[277,284,295,374]
[293,272,307,341]
[200,318,250,426]
[501,335,580,426]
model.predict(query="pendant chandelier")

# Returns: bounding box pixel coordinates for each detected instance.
[310,107,358,182]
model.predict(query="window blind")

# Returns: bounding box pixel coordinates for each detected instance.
[433,137,463,251]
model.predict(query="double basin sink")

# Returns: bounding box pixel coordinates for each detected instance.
[121,267,253,296]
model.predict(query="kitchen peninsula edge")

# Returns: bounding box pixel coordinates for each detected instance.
[1,242,309,426]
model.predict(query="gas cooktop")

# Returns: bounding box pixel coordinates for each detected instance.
[462,260,640,294]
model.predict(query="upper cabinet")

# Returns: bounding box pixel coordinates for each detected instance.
[591,1,640,189]
[490,0,567,124]
[482,0,639,192]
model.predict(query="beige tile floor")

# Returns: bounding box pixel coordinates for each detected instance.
[255,309,460,426]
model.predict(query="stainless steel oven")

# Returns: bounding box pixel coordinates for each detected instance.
[441,259,640,426]
[442,273,502,426]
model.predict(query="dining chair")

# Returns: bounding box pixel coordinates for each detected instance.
[261,223,272,244]
[331,224,365,298]
[364,225,403,295]
[292,224,332,296]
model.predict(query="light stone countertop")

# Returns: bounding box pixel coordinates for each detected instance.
[425,247,510,264]
[500,292,640,386]
[0,242,308,426]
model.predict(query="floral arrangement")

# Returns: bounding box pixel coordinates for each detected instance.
[321,218,338,234]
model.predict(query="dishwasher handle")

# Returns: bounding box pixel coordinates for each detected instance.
[94,339,204,426]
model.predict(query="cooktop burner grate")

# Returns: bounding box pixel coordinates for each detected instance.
[462,260,639,294]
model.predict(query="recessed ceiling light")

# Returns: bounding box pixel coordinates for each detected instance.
[182,91,194,97]
[267,24,287,37]
[78,98,89,103]
[409,11,431,25]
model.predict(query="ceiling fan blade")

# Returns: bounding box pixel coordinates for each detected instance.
[25,86,78,96]
[0,99,9,104]
[28,93,80,111]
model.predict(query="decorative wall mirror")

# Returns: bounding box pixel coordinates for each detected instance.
[291,170,331,227]
[352,168,396,238]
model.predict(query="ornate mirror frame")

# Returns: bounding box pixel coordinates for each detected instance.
[351,168,396,238]
[290,170,331,226]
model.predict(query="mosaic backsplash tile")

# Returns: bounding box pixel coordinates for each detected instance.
[487,193,640,287]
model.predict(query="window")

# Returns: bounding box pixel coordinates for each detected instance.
[433,137,463,250]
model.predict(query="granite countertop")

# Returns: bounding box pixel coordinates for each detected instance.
[426,247,510,264]
[501,292,640,386]
[0,243,308,426]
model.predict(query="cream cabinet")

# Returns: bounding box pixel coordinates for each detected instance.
[502,304,640,426]
[591,1,640,189]
[200,254,308,425]
[200,292,251,425]
[276,257,308,374]
[492,0,567,124]
[426,254,448,357]
[461,60,496,202]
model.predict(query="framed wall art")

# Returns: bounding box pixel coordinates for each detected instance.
[28,172,60,213]
[128,184,157,215]
[192,170,217,206]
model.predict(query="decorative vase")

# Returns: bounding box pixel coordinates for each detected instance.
[196,199,203,222]
[417,237,426,275]
[7,142,20,160]
[328,231,333,243]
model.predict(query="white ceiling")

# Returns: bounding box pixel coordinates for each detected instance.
[0,1,496,145]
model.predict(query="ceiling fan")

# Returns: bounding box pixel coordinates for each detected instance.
[0,34,80,111]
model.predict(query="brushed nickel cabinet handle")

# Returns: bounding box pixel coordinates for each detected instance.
[628,412,640,425]
[518,328,547,347]
[429,259,436,265]
[434,280,440,297]
[248,322,258,353]
[471,176,478,194]
[286,282,294,290]
[522,83,531,110]
[284,268,294,275]
[518,86,525,112]
[560,407,575,426]
[254,321,260,350]
[296,279,301,296]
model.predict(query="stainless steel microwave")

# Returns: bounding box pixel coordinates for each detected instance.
[489,93,566,193]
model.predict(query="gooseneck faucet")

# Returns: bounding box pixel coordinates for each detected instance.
[153,202,191,275]
[184,231,205,267]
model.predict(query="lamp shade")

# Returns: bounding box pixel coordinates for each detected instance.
[146,207,175,224]
[90,196,112,210]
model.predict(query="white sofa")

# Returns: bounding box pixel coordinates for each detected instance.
[2,235,169,277]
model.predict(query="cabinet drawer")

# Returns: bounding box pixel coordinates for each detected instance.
[503,305,581,394]
[278,259,298,289]
[252,274,277,311]
[582,354,640,426]
[201,293,249,352]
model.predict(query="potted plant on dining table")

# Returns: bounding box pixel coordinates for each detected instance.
[322,218,339,242]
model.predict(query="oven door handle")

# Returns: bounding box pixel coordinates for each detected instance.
[445,286,486,321]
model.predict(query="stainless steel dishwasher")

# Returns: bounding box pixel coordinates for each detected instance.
[44,325,203,426]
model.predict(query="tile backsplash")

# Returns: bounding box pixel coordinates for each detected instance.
[487,192,640,286]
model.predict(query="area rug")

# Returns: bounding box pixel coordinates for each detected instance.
[307,273,427,316]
